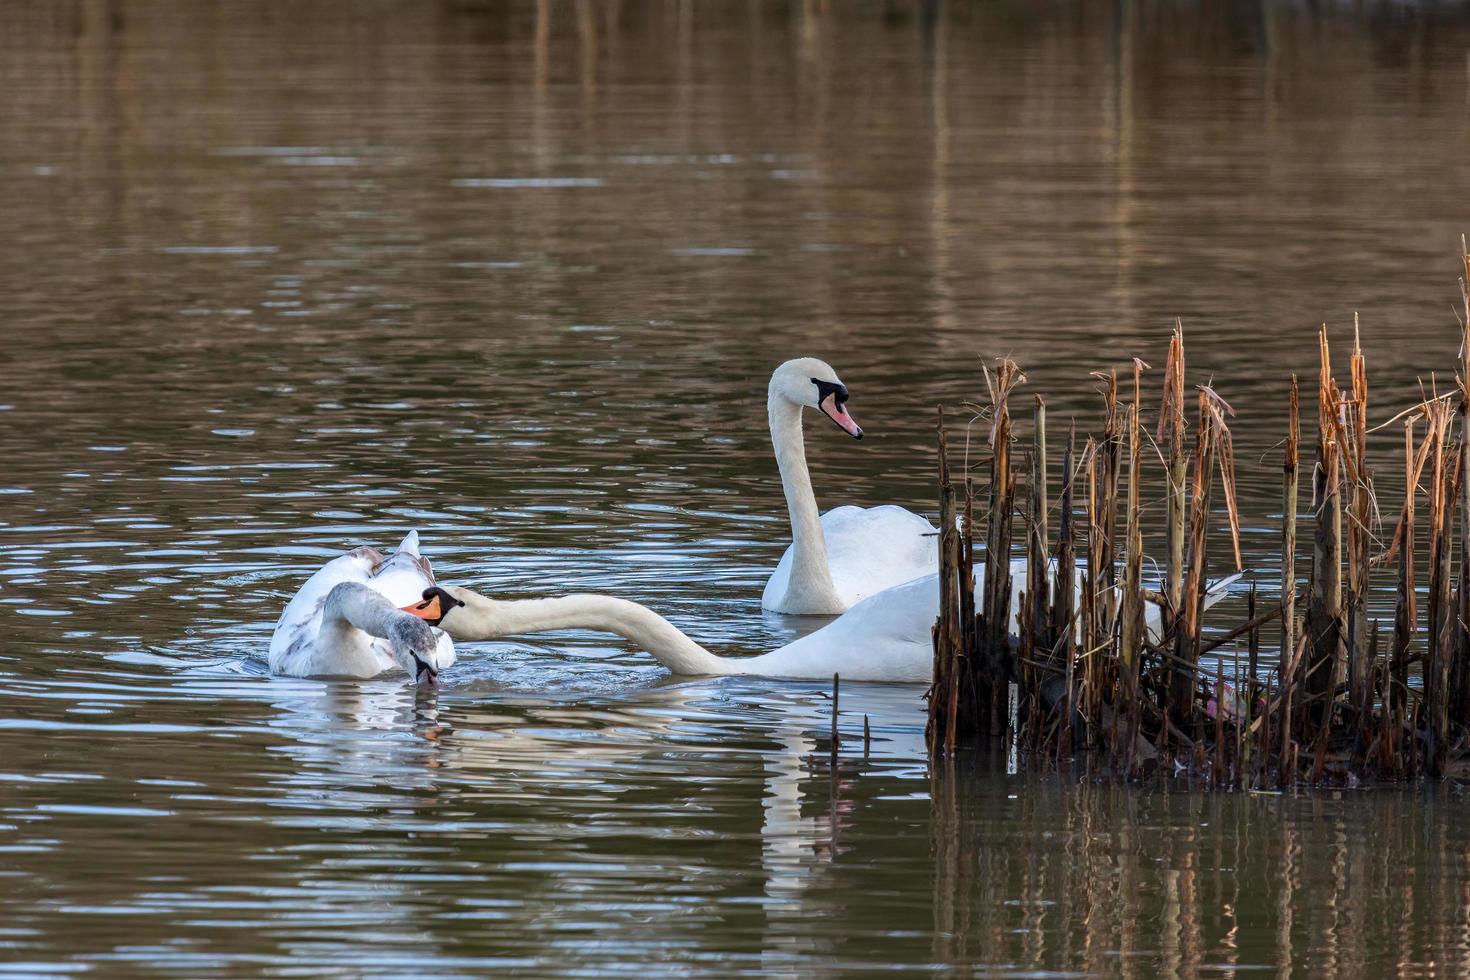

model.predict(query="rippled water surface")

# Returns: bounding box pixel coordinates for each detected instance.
[5,1,1470,975]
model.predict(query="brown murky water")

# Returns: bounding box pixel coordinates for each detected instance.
[4,1,1470,975]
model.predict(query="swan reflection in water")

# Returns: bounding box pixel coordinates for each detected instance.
[260,654,930,964]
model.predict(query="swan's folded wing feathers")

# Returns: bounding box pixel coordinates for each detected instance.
[268,548,379,671]
[817,505,939,606]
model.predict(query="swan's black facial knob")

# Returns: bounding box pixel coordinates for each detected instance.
[811,378,863,439]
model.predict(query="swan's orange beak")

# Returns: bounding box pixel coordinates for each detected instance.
[401,593,444,622]
[400,586,464,627]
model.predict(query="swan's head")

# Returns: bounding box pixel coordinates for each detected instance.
[404,585,494,643]
[770,357,863,439]
[387,613,446,685]
[401,586,465,627]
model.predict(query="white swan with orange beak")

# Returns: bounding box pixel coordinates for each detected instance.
[269,530,456,683]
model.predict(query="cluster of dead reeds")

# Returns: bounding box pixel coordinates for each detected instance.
[927,242,1470,785]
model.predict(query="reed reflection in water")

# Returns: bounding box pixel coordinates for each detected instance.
[931,760,1470,976]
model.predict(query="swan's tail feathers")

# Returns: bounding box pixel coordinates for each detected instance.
[1201,571,1245,612]
[397,529,422,557]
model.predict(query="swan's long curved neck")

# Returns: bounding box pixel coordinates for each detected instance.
[318,582,400,647]
[768,386,842,611]
[440,589,735,676]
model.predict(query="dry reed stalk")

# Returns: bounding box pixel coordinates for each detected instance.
[1020,396,1050,747]
[1282,376,1300,683]
[1245,584,1260,787]
[1258,674,1273,788]
[960,478,976,703]
[1390,419,1417,769]
[1425,397,1459,776]
[960,466,978,741]
[1456,259,1470,728]
[1280,630,1310,787]
[1344,320,1373,717]
[925,408,959,754]
[1456,413,1470,727]
[1104,374,1122,629]
[1028,397,1050,656]
[981,362,1020,736]
[1086,374,1124,761]
[1305,328,1345,733]
[1056,431,1077,756]
[1171,391,1217,728]
[1120,365,1147,760]
[830,673,840,763]
[1161,324,1188,627]
[1204,385,1244,573]
[1386,410,1438,746]
[1082,438,1103,746]
[1214,669,1226,786]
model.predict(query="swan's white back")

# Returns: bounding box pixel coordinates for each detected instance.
[745,573,939,682]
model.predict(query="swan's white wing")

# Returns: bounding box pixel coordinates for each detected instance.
[367,546,438,606]
[268,532,455,676]
[762,505,938,611]
[268,547,381,673]
[743,575,940,682]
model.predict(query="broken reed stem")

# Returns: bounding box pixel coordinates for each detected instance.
[982,362,1019,736]
[1162,324,1188,627]
[1028,396,1050,661]
[961,478,976,726]
[1101,372,1122,638]
[1451,236,1470,743]
[831,673,840,763]
[1119,366,1147,764]
[1305,327,1344,734]
[1024,396,1051,748]
[1083,438,1104,740]
[1171,390,1216,729]
[1391,418,1417,757]
[1246,584,1260,787]
[926,408,961,755]
[1282,376,1299,684]
[1056,431,1077,756]
[1457,422,1470,729]
[1346,320,1373,719]
[1426,402,1459,777]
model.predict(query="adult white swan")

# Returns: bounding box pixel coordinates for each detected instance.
[405,568,1241,684]
[761,357,938,614]
[269,530,456,683]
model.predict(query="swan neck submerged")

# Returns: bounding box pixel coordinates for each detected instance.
[444,591,734,676]
[767,385,841,611]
